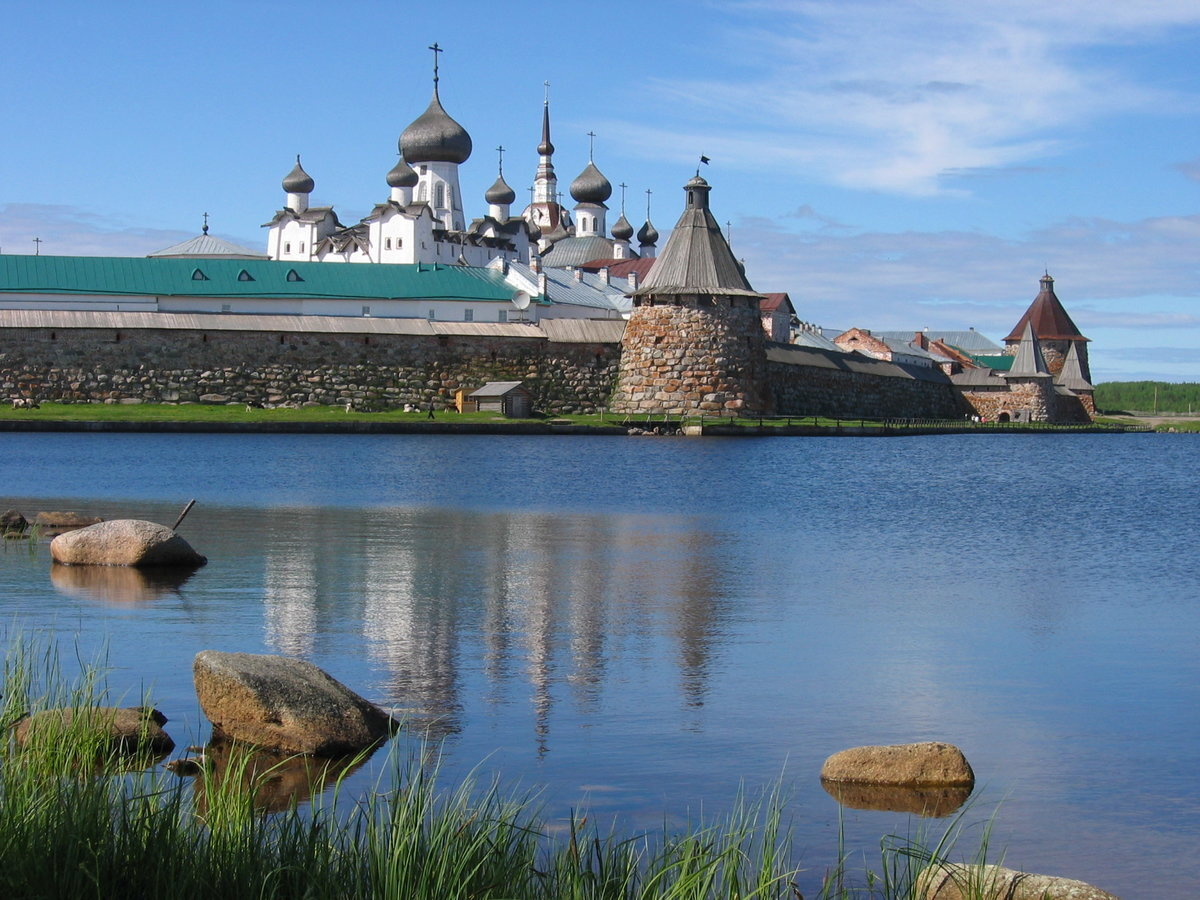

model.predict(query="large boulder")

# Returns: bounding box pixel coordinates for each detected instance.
[192,651,399,756]
[13,706,175,757]
[1,509,28,534]
[50,519,206,568]
[820,741,974,787]
[916,863,1121,899]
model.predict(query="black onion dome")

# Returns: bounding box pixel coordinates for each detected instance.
[637,219,659,245]
[282,156,314,193]
[570,161,612,203]
[485,174,516,205]
[387,157,418,188]
[611,214,634,241]
[399,90,472,164]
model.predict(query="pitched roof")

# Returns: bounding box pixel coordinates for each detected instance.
[578,258,655,280]
[874,330,1002,354]
[631,176,761,299]
[540,235,617,268]
[0,255,518,302]
[1003,321,1052,378]
[1055,341,1094,391]
[148,233,267,260]
[760,292,794,314]
[1005,274,1088,342]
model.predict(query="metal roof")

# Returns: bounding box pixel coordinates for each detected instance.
[541,235,618,268]
[873,330,1002,354]
[1004,274,1088,342]
[0,255,518,302]
[791,329,843,352]
[505,261,629,313]
[469,381,527,398]
[147,233,268,260]
[766,343,954,384]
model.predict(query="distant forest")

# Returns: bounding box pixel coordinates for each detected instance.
[1094,381,1200,414]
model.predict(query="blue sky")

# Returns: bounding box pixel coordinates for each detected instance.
[1,0,1198,382]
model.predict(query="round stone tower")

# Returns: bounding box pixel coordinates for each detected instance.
[609,174,769,415]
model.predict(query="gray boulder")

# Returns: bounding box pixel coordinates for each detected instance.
[1,509,28,534]
[13,706,175,757]
[50,519,206,568]
[916,863,1121,899]
[192,651,399,756]
[820,741,974,787]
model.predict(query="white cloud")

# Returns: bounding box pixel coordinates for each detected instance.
[622,0,1200,194]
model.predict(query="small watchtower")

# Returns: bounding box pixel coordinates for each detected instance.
[609,174,768,415]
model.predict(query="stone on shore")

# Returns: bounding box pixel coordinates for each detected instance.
[13,706,175,757]
[1,509,28,534]
[820,741,974,787]
[50,519,206,568]
[192,651,399,756]
[915,863,1121,899]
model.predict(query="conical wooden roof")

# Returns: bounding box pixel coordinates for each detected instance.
[631,176,761,298]
[1005,274,1088,342]
[1003,321,1051,378]
[1055,341,1093,390]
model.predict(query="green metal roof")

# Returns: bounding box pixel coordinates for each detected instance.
[0,255,529,303]
[970,353,1013,371]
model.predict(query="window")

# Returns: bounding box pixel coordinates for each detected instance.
[434,183,445,208]
[286,269,303,282]
[284,242,291,253]
[396,238,403,248]
[299,242,304,253]
[384,237,392,250]
[191,268,208,281]
[417,183,428,202]
[362,306,371,316]
[427,309,436,320]
[237,270,254,281]
[464,309,473,321]
[498,310,508,323]
[221,304,232,313]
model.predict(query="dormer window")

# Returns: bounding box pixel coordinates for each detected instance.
[191,268,209,281]
[286,269,303,282]
[237,270,254,282]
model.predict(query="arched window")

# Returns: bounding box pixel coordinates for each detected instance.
[434,183,445,208]
[417,182,428,202]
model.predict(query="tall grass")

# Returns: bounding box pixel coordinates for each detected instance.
[0,635,1004,899]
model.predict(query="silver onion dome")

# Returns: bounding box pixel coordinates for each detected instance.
[570,161,612,204]
[485,174,516,205]
[386,157,418,188]
[611,214,634,241]
[399,90,472,165]
[282,156,314,193]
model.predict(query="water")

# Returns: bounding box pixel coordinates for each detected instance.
[1,432,1196,896]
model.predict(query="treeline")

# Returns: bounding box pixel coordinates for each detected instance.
[1094,381,1200,414]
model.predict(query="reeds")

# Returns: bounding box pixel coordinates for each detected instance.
[0,634,998,899]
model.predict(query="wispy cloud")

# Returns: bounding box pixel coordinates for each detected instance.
[618,0,1200,194]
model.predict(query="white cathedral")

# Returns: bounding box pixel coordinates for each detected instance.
[263,48,659,271]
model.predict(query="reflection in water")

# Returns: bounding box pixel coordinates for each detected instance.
[821,779,972,818]
[257,506,730,753]
[50,563,196,604]
[184,737,377,816]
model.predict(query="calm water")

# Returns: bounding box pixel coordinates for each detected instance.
[1,432,1196,896]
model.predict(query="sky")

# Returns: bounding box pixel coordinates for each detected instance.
[1,0,1198,383]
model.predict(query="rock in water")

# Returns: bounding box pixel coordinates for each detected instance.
[820,742,974,787]
[915,863,1121,899]
[192,651,399,756]
[50,519,206,568]
[13,706,175,757]
[1,509,28,534]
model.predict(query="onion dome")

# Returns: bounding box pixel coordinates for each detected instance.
[485,173,516,205]
[570,161,612,204]
[386,157,418,189]
[282,156,314,193]
[611,214,634,241]
[637,219,659,245]
[399,89,472,164]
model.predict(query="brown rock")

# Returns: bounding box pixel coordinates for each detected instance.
[13,706,175,757]
[820,741,974,787]
[34,511,103,533]
[50,519,206,568]
[915,863,1121,900]
[192,650,399,756]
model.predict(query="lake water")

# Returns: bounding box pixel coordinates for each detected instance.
[1,432,1196,897]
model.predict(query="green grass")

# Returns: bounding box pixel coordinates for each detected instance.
[0,635,1016,899]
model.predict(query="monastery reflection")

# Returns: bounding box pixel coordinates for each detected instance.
[260,506,730,751]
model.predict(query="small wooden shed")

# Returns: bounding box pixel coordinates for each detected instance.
[468,381,533,418]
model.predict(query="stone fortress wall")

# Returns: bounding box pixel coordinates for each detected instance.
[0,321,973,420]
[0,326,620,415]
